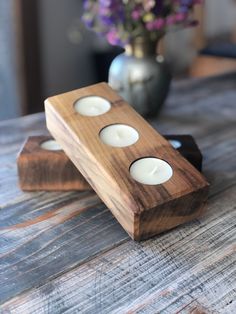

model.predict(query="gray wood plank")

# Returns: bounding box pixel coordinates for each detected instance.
[2,185,235,313]
[0,73,236,313]
[0,115,128,305]
[0,192,128,304]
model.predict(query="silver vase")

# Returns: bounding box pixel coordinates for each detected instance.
[108,37,172,117]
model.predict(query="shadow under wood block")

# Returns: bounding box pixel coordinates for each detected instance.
[17,136,90,191]
[165,134,202,171]
[45,82,209,241]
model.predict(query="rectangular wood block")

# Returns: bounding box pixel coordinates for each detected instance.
[45,82,209,240]
[17,135,202,192]
[17,136,90,191]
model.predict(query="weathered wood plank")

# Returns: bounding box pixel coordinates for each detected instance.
[0,115,128,305]
[0,191,128,304]
[0,73,236,312]
[0,127,236,312]
[2,185,235,313]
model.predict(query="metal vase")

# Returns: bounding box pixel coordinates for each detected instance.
[108,38,172,117]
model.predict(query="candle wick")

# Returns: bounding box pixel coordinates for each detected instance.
[116,130,123,139]
[149,166,158,176]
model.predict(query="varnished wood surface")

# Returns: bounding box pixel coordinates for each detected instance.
[17,136,90,191]
[16,134,202,193]
[0,73,236,313]
[45,83,208,240]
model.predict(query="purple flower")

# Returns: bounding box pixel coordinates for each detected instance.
[132,9,141,20]
[82,0,202,47]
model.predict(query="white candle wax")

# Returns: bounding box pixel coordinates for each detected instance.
[169,139,182,149]
[74,96,111,116]
[40,140,62,151]
[99,124,139,147]
[130,157,173,185]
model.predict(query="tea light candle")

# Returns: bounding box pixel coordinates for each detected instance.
[40,140,62,151]
[74,96,111,116]
[130,157,173,185]
[100,124,139,147]
[169,139,182,149]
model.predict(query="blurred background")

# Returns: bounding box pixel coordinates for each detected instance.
[0,0,236,120]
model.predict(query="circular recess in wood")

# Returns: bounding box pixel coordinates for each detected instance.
[40,140,62,151]
[74,96,111,116]
[168,139,182,149]
[99,124,139,148]
[130,157,173,185]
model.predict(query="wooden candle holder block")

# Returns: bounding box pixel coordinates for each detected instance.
[17,136,90,191]
[17,134,202,192]
[164,134,203,171]
[45,82,209,241]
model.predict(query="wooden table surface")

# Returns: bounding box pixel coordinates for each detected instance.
[0,73,236,314]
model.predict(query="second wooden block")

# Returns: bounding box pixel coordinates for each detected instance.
[17,136,90,191]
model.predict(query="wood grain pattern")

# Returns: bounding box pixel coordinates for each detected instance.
[45,83,209,240]
[17,134,202,192]
[0,72,236,313]
[3,185,235,313]
[17,136,90,191]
